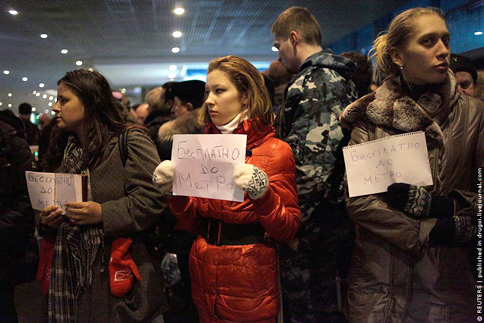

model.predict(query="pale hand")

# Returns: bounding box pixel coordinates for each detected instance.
[41,205,65,228]
[64,201,103,225]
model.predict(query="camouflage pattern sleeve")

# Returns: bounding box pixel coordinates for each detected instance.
[285,68,351,219]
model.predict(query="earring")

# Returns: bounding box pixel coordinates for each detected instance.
[399,65,404,71]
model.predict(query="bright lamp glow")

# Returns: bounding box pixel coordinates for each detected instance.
[173,7,185,15]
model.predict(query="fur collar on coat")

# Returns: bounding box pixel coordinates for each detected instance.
[340,71,459,147]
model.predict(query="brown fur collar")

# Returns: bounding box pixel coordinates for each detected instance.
[340,72,459,146]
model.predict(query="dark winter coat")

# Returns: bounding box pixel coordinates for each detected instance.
[44,128,168,322]
[341,72,483,322]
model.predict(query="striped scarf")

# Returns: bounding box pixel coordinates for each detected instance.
[48,135,104,323]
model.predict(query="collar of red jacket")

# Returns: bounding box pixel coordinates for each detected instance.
[205,118,275,151]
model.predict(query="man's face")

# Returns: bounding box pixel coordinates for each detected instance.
[273,35,299,73]
[455,71,476,97]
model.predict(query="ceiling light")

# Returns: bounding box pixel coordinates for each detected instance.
[8,104,12,108]
[51,111,56,115]
[475,31,483,35]
[169,65,177,71]
[61,49,68,54]
[33,91,37,94]
[36,93,40,97]
[173,31,182,38]
[168,72,177,79]
[32,107,36,111]
[8,93,12,97]
[0,102,2,106]
[121,88,126,93]
[39,83,45,88]
[42,94,47,99]
[88,68,94,71]
[3,70,9,75]
[173,7,185,15]
[8,10,18,15]
[272,46,278,52]
[172,47,180,53]
[22,77,28,81]
[48,102,53,107]
[40,34,48,39]
[76,61,83,66]
[45,110,49,113]
[49,96,54,100]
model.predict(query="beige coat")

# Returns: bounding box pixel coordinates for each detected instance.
[341,74,483,322]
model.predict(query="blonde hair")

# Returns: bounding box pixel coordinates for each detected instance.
[145,87,171,113]
[199,55,273,129]
[369,7,446,82]
[271,6,321,46]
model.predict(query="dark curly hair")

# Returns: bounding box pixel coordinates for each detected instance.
[43,69,131,170]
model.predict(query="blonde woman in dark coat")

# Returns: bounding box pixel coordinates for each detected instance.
[40,69,167,322]
[341,8,483,322]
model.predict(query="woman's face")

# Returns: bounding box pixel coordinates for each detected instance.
[53,82,85,134]
[204,69,246,126]
[392,14,450,86]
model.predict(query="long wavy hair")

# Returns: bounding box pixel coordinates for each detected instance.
[199,55,273,130]
[43,69,130,170]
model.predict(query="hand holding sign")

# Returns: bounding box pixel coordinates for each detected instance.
[343,132,433,197]
[40,205,64,229]
[233,164,269,200]
[152,160,175,195]
[64,201,103,225]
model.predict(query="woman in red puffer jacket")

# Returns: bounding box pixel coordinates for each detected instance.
[153,55,301,322]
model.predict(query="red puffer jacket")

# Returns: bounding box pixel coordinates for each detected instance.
[168,119,300,322]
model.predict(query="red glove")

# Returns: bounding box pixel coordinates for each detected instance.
[109,237,142,298]
[36,236,55,295]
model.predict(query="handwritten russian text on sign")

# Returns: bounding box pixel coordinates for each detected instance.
[25,171,87,213]
[172,134,247,202]
[343,131,433,197]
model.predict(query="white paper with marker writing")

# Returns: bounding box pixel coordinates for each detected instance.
[25,171,86,213]
[171,134,247,202]
[343,131,433,197]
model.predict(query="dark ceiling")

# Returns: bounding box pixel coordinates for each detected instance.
[0,0,406,113]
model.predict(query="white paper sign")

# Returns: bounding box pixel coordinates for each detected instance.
[171,134,247,202]
[343,131,433,197]
[25,171,86,213]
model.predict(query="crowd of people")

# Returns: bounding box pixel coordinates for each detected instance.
[2,5,483,323]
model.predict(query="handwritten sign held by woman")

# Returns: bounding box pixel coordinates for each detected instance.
[25,171,87,212]
[171,134,247,201]
[343,131,433,197]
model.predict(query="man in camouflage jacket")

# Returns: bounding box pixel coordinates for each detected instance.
[272,7,357,322]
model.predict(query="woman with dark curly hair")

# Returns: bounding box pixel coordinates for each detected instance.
[40,69,167,322]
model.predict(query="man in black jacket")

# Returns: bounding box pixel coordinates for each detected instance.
[0,110,35,322]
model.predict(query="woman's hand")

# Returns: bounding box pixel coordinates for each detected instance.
[233,164,269,200]
[152,160,175,195]
[64,201,103,225]
[41,205,65,228]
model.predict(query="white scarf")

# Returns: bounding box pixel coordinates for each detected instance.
[215,110,249,134]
